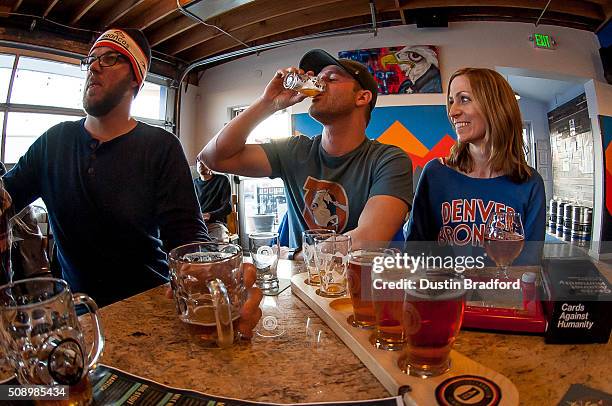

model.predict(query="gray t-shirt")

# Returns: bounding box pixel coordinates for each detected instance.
[261,134,413,247]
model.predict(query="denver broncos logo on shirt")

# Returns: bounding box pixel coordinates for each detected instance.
[302,176,349,232]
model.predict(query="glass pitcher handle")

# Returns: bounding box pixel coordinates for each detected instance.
[73,293,105,370]
[207,279,234,348]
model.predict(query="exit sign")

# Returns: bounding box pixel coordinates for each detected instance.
[531,33,557,49]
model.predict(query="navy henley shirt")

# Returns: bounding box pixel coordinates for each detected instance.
[3,119,209,306]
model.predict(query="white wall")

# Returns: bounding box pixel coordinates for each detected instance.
[548,83,588,111]
[178,81,200,164]
[585,79,612,254]
[180,21,603,158]
[519,97,553,201]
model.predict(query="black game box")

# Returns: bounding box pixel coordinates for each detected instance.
[541,258,612,344]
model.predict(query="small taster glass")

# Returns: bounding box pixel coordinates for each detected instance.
[283,72,325,97]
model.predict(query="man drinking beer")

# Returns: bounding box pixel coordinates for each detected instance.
[199,49,413,250]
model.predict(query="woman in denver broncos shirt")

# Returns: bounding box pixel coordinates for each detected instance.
[404,67,546,259]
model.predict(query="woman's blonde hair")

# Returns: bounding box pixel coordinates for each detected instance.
[445,67,531,183]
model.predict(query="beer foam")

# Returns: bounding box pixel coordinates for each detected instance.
[181,251,235,263]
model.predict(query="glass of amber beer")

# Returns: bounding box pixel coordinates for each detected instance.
[302,229,335,285]
[0,277,104,405]
[370,265,408,350]
[484,212,525,278]
[347,249,394,328]
[398,271,466,377]
[169,242,245,348]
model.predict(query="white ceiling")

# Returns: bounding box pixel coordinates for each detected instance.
[505,74,586,104]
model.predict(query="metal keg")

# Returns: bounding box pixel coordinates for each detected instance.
[571,206,592,245]
[562,203,573,241]
[556,201,567,238]
[548,199,558,234]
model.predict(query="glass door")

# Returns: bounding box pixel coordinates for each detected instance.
[233,108,291,248]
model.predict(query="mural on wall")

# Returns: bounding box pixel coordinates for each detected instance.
[292,105,456,187]
[338,46,442,95]
[600,115,612,243]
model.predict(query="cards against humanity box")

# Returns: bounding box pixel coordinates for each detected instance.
[542,258,612,344]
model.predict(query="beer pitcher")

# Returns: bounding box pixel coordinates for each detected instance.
[0,277,104,387]
[168,242,245,348]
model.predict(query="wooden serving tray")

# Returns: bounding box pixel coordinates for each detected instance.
[291,273,519,406]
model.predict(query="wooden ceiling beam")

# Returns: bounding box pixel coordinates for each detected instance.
[439,7,599,31]
[147,15,198,46]
[179,0,397,61]
[70,0,102,25]
[0,26,187,82]
[12,0,23,12]
[116,0,179,31]
[163,25,218,55]
[0,26,90,55]
[395,0,406,24]
[43,0,61,18]
[582,0,609,6]
[396,0,604,21]
[163,0,347,56]
[595,6,611,32]
[101,0,147,28]
[196,14,383,70]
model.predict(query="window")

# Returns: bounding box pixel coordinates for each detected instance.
[5,112,81,163]
[132,81,167,121]
[0,55,15,103]
[0,50,173,164]
[235,108,292,243]
[11,56,85,109]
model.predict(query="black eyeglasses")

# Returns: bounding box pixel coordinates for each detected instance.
[80,52,126,71]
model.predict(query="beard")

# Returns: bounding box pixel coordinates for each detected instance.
[308,91,356,125]
[83,74,133,117]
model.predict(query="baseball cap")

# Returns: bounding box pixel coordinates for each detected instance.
[299,49,378,112]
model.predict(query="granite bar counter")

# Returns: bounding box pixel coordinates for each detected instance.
[82,260,612,405]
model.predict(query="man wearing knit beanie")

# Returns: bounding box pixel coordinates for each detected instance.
[2,28,263,335]
[83,28,151,119]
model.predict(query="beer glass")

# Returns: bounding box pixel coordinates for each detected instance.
[347,249,394,328]
[398,271,466,377]
[249,232,280,294]
[0,278,104,405]
[302,229,335,285]
[370,265,407,350]
[313,234,351,297]
[0,341,13,383]
[484,212,525,278]
[169,242,245,348]
[283,72,325,97]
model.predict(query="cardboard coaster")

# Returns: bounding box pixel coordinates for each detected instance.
[557,384,612,406]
